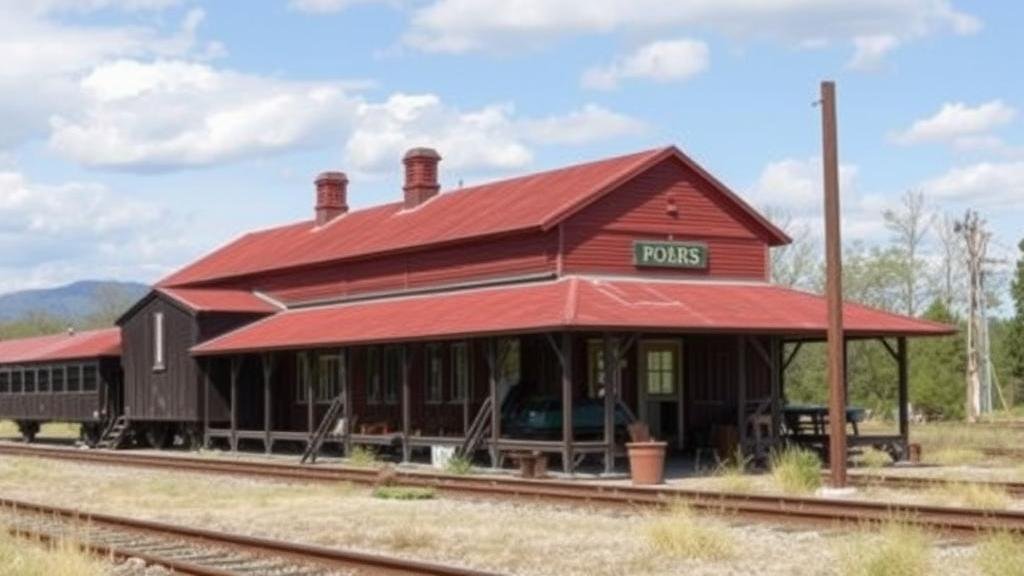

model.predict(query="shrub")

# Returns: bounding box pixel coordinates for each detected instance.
[976,532,1024,576]
[857,447,893,470]
[0,532,106,576]
[444,455,474,475]
[931,482,1011,510]
[347,446,379,468]
[372,486,436,500]
[836,523,931,576]
[715,448,754,493]
[770,447,822,494]
[645,502,735,560]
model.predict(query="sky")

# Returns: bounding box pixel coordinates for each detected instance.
[0,0,1021,295]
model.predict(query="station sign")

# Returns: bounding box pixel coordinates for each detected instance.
[633,240,708,269]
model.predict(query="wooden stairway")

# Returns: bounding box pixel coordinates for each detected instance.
[300,394,345,465]
[96,415,130,449]
[457,395,494,459]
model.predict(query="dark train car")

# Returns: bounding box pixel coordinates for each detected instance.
[117,287,275,446]
[0,328,122,444]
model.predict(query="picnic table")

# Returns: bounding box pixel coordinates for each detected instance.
[783,404,866,438]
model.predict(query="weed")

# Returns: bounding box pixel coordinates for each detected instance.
[444,455,474,475]
[381,524,438,551]
[929,482,1010,510]
[645,501,735,560]
[770,447,822,494]
[0,530,106,576]
[372,486,436,500]
[976,532,1024,576]
[347,446,380,468]
[925,448,985,467]
[714,448,755,493]
[836,522,931,576]
[857,448,892,470]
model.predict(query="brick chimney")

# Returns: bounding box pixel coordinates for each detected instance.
[402,147,441,209]
[315,171,348,226]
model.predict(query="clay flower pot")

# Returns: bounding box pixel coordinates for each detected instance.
[626,441,667,485]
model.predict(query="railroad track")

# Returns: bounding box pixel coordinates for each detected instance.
[0,496,498,576]
[846,472,1024,498]
[2,443,1024,537]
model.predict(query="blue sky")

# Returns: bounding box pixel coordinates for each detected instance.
[0,0,1020,294]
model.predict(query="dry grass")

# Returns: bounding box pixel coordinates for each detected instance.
[0,420,80,440]
[347,445,381,468]
[976,532,1024,576]
[644,502,735,561]
[912,422,1024,457]
[925,447,986,467]
[835,522,931,576]
[372,486,436,500]
[714,449,755,493]
[770,447,822,494]
[927,482,1011,510]
[0,529,107,576]
[855,447,893,470]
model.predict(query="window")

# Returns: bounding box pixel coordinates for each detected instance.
[296,353,311,403]
[51,366,65,393]
[645,349,676,396]
[37,368,49,393]
[382,346,402,405]
[318,355,342,403]
[497,338,521,387]
[425,344,444,403]
[367,348,381,404]
[23,369,35,393]
[451,342,470,402]
[587,339,626,399]
[82,365,98,392]
[153,311,165,371]
[67,365,81,393]
[11,370,22,393]
[0,370,9,394]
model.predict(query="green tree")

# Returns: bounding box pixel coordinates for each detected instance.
[909,299,966,420]
[1009,239,1024,405]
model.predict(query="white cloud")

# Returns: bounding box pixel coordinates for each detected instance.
[519,104,647,145]
[49,60,363,170]
[847,35,900,71]
[893,100,1017,146]
[582,39,709,90]
[404,0,980,66]
[288,0,391,13]
[0,170,191,293]
[921,161,1024,207]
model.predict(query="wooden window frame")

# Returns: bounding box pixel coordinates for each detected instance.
[317,354,342,404]
[82,364,98,393]
[153,311,166,372]
[11,369,22,394]
[497,337,521,388]
[23,369,35,394]
[51,366,65,394]
[0,369,9,394]
[367,347,382,405]
[425,343,444,404]
[382,346,401,406]
[450,342,470,403]
[66,364,82,393]
[36,367,50,394]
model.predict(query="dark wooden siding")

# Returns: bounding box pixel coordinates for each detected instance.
[0,357,121,422]
[685,335,772,434]
[562,158,770,280]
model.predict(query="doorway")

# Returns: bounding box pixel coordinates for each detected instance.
[638,340,684,449]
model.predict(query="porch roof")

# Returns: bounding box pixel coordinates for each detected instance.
[190,276,955,356]
[0,327,121,365]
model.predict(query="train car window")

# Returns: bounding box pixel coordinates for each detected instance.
[23,370,35,393]
[37,368,49,393]
[51,366,65,393]
[67,365,81,393]
[82,365,98,392]
[11,370,22,393]
[153,311,165,371]
[0,370,9,394]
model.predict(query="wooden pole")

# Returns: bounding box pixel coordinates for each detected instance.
[306,353,314,438]
[561,332,574,475]
[487,339,500,468]
[401,345,411,463]
[602,332,616,475]
[897,337,909,455]
[202,359,211,449]
[230,357,239,453]
[343,348,353,457]
[770,337,781,451]
[263,353,273,454]
[821,80,848,487]
[737,335,747,456]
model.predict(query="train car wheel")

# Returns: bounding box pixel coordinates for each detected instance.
[16,421,39,443]
[144,424,173,449]
[81,423,103,448]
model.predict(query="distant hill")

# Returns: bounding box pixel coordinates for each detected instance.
[0,280,149,323]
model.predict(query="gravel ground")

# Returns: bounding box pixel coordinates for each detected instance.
[0,454,991,576]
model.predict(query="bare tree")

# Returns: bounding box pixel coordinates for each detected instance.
[84,283,142,328]
[883,190,934,316]
[934,214,967,311]
[764,207,821,290]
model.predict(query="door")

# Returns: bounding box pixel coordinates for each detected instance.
[638,340,684,449]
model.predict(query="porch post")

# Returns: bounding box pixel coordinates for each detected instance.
[602,332,616,475]
[897,337,909,454]
[843,338,850,405]
[229,356,240,452]
[262,353,273,454]
[562,332,574,475]
[401,345,411,463]
[736,336,747,455]
[488,339,500,468]
[343,348,353,457]
[770,337,782,450]
[306,353,314,438]
[202,359,211,449]
[463,342,470,437]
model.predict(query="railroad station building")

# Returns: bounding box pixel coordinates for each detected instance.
[1,146,953,473]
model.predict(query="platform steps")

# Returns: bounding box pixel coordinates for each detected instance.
[97,415,130,449]
[301,394,345,465]
[457,395,494,459]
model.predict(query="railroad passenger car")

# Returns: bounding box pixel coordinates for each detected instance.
[0,328,122,444]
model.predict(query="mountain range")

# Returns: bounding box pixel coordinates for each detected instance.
[0,280,149,322]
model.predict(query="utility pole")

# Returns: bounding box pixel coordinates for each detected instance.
[820,81,847,487]
[957,210,992,421]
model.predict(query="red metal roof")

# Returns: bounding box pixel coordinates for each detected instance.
[160,147,789,288]
[0,327,121,365]
[192,277,954,355]
[158,287,280,314]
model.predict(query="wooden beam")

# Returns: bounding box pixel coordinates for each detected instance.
[262,353,274,454]
[737,335,747,456]
[306,353,314,438]
[897,337,909,455]
[783,341,804,371]
[487,338,500,468]
[544,332,566,367]
[602,332,616,475]
[561,332,574,475]
[770,337,782,453]
[462,341,470,438]
[343,348,353,457]
[202,359,211,449]
[879,338,899,362]
[230,356,240,453]
[401,345,411,463]
[749,336,772,368]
